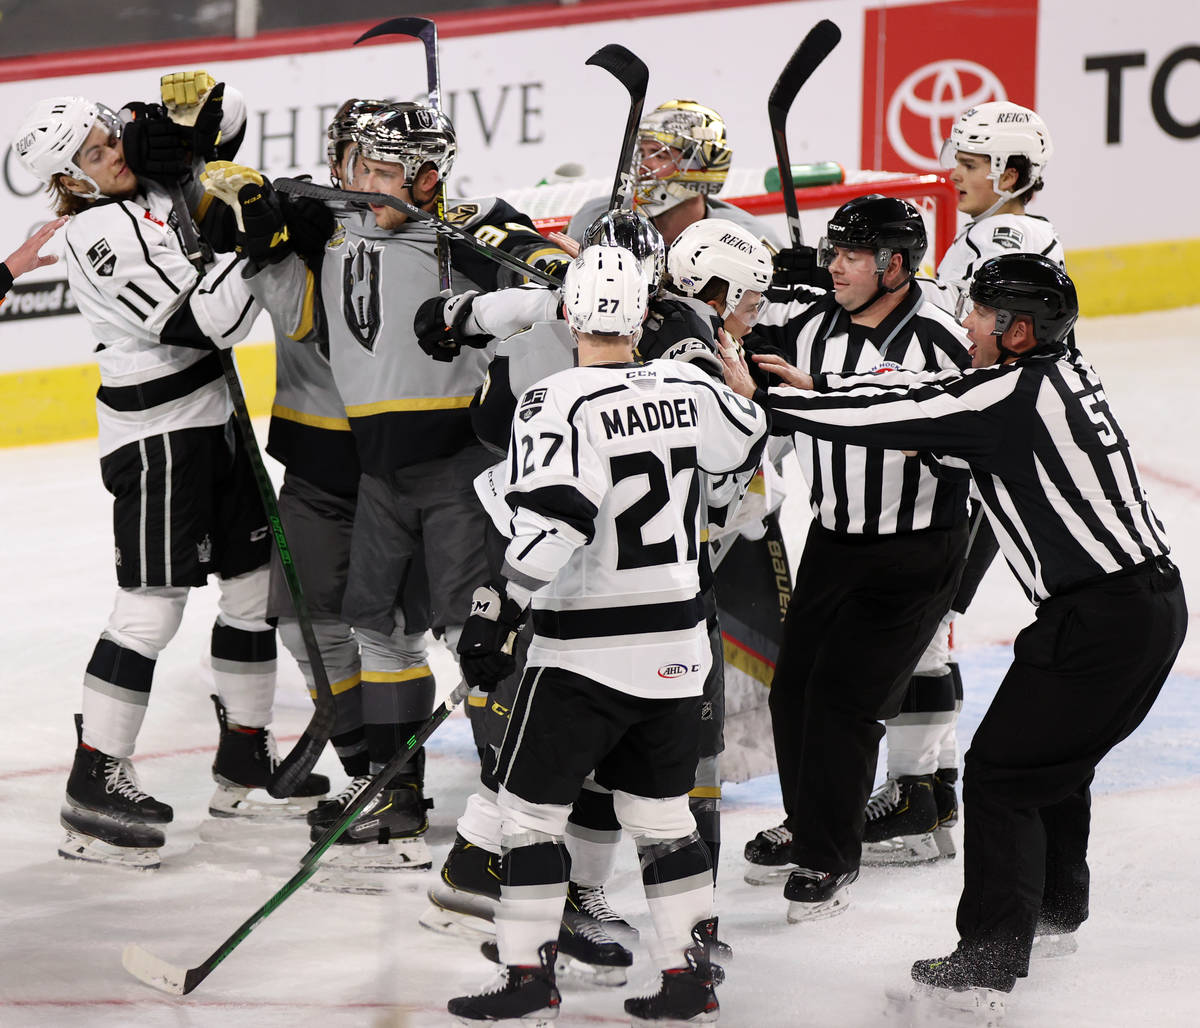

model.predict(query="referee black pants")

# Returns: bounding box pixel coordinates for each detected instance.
[769,521,968,874]
[958,557,1187,978]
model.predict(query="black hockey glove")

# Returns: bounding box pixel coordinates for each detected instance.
[281,192,335,265]
[121,103,192,183]
[414,291,493,362]
[238,175,291,265]
[457,585,526,692]
[771,245,834,291]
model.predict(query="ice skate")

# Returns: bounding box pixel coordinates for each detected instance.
[784,867,858,923]
[483,909,634,987]
[305,774,373,832]
[861,775,943,866]
[1031,919,1079,959]
[623,918,725,1025]
[208,696,329,819]
[421,833,503,938]
[58,717,169,869]
[743,822,796,885]
[566,879,639,942]
[321,783,433,872]
[448,939,561,1025]
[883,948,1014,1025]
[932,767,959,858]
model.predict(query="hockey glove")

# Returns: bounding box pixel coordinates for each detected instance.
[281,192,335,265]
[414,290,493,362]
[121,103,192,183]
[201,162,291,266]
[161,72,226,160]
[457,585,526,691]
[771,245,834,291]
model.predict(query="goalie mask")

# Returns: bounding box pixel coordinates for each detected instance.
[939,102,1053,205]
[563,244,649,339]
[12,95,123,199]
[582,208,667,290]
[353,101,457,187]
[667,218,771,323]
[326,98,387,187]
[633,100,733,219]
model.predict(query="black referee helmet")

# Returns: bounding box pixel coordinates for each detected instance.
[970,254,1079,346]
[820,194,928,273]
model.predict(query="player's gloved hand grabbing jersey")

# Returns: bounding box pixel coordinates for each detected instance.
[771,244,834,291]
[120,103,192,183]
[201,162,292,266]
[160,72,226,160]
[456,584,526,691]
[414,290,494,362]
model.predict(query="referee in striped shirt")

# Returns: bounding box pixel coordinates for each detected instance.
[722,253,1187,1002]
[740,195,973,917]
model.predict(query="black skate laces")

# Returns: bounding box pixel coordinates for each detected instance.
[103,757,152,802]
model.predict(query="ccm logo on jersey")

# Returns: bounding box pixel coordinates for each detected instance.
[869,360,903,374]
[658,663,700,679]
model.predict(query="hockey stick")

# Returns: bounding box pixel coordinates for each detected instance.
[767,20,842,245]
[122,680,470,995]
[164,181,337,798]
[274,177,563,287]
[354,16,453,292]
[585,43,649,211]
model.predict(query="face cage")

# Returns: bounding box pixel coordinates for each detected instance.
[68,104,124,199]
[817,238,897,273]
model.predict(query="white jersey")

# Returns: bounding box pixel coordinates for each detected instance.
[919,212,1065,317]
[501,360,768,699]
[63,181,258,457]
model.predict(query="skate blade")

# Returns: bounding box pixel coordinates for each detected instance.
[743,863,795,886]
[862,832,943,866]
[556,952,628,987]
[58,830,160,870]
[452,1011,558,1027]
[934,826,957,858]
[786,889,851,924]
[884,983,1006,1026]
[629,1010,719,1027]
[1031,932,1078,959]
[208,784,320,820]
[324,836,432,872]
[418,887,498,939]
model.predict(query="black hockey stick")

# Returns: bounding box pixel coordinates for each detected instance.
[585,43,649,211]
[274,177,563,287]
[768,20,842,245]
[165,184,337,798]
[355,16,453,292]
[122,680,470,995]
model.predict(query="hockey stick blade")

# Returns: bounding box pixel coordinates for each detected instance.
[354,16,435,48]
[273,178,562,287]
[585,44,649,211]
[121,683,469,996]
[767,20,842,245]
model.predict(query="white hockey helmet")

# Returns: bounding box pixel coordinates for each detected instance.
[633,100,733,218]
[563,244,649,339]
[353,101,457,186]
[11,95,123,198]
[667,218,771,320]
[582,208,667,290]
[939,101,1053,199]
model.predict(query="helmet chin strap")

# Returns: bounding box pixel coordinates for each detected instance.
[845,271,910,317]
[978,178,1036,221]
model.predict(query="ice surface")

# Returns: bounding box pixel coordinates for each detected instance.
[0,308,1196,1026]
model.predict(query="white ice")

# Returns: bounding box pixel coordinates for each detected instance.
[1,307,1197,1026]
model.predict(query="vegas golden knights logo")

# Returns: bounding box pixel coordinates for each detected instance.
[343,241,383,353]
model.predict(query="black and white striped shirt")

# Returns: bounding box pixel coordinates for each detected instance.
[750,283,972,534]
[761,347,1171,603]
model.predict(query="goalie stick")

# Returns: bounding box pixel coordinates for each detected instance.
[768,20,842,245]
[122,681,470,995]
[158,81,337,798]
[585,43,649,211]
[354,16,453,292]
[273,177,563,287]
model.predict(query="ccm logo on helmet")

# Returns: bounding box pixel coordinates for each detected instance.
[719,233,754,252]
[658,663,700,679]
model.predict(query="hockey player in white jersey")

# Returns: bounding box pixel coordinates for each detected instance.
[12,87,327,869]
[446,245,767,1025]
[859,103,1065,867]
[567,99,781,251]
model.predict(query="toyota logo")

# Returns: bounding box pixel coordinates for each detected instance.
[886,59,1007,170]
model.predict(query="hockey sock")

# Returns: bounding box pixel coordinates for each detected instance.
[81,636,155,758]
[637,832,714,968]
[565,781,622,885]
[210,618,275,728]
[689,794,721,884]
[497,839,571,965]
[331,726,370,777]
[884,670,956,777]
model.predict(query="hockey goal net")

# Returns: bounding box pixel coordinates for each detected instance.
[509,167,958,268]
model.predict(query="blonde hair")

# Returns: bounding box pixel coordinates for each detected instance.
[48,174,91,217]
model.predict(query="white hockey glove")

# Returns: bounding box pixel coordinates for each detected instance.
[414,290,492,362]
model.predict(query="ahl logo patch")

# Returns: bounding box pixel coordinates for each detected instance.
[87,239,116,277]
[992,226,1024,250]
[658,663,690,679]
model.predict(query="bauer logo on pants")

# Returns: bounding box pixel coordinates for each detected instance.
[859,0,1038,174]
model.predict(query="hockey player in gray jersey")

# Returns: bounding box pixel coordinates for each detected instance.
[447,244,767,1026]
[13,85,327,869]
[567,99,781,251]
[227,100,570,866]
